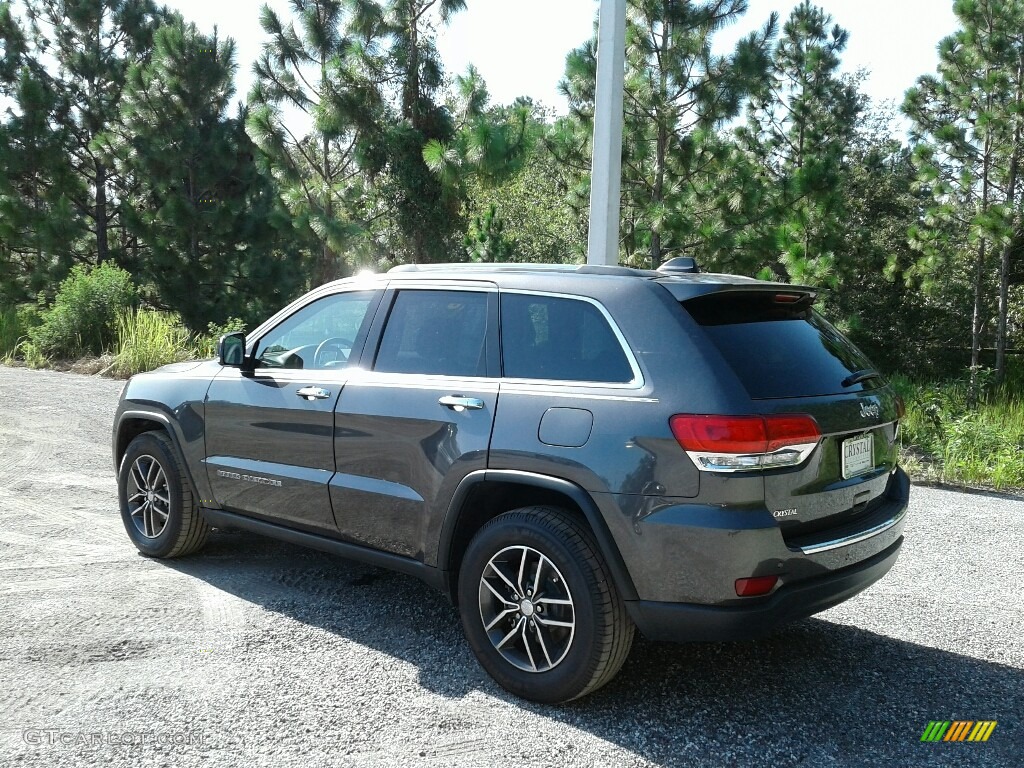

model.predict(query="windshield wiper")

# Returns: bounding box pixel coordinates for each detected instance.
[842,369,882,388]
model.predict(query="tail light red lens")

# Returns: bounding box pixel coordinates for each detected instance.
[668,415,769,454]
[764,414,821,452]
[669,414,821,472]
[735,575,779,597]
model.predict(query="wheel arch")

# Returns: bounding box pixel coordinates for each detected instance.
[437,470,638,604]
[114,411,200,500]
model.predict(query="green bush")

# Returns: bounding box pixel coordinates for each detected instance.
[193,317,247,359]
[893,371,1024,490]
[28,263,138,360]
[113,308,193,377]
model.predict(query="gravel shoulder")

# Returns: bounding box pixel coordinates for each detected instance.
[0,365,1021,767]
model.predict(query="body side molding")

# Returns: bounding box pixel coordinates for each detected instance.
[199,508,445,590]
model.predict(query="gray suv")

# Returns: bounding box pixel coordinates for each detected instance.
[112,263,909,703]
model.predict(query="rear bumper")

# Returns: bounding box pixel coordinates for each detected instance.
[626,536,903,642]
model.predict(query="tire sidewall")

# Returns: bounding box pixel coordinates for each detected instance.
[118,433,187,558]
[458,513,604,703]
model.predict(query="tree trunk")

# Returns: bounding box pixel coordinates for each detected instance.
[649,1,670,269]
[971,126,993,399]
[95,159,109,264]
[406,8,420,127]
[996,58,1023,384]
[650,123,666,268]
[315,47,339,285]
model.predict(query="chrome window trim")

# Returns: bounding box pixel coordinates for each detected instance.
[499,387,658,403]
[498,289,645,390]
[384,280,498,292]
[344,368,500,392]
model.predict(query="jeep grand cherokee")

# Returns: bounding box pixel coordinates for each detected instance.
[112,263,909,703]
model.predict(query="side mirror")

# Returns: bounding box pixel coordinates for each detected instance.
[218,332,250,369]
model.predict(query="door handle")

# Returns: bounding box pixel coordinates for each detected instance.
[296,386,332,401]
[439,395,485,412]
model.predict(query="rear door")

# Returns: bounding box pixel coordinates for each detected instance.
[331,284,500,560]
[680,289,902,537]
[204,289,382,533]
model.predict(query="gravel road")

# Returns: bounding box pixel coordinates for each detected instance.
[0,365,1021,768]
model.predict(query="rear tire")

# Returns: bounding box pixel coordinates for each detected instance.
[457,506,634,703]
[118,431,210,558]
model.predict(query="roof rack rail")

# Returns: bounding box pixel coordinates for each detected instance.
[387,262,655,277]
[388,263,577,273]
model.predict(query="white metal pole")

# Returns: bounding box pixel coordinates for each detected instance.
[587,0,627,266]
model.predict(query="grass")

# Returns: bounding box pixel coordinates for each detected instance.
[891,372,1024,491]
[4,304,238,376]
[0,305,23,361]
[112,308,194,378]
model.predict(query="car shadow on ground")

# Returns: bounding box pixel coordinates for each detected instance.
[167,529,1021,767]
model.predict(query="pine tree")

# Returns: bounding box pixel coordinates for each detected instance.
[98,20,304,330]
[464,203,515,262]
[421,68,538,253]
[24,0,164,266]
[735,0,862,285]
[904,0,1024,385]
[248,0,386,285]
[0,3,87,303]
[422,67,534,189]
[551,0,775,268]
[359,0,467,264]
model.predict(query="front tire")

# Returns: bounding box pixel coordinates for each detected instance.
[458,506,634,703]
[118,431,210,558]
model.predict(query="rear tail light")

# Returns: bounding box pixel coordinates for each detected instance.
[669,414,821,473]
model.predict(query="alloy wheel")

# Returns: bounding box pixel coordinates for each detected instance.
[125,454,170,539]
[478,545,576,673]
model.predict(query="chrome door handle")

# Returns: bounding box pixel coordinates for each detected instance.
[439,395,485,412]
[296,386,331,401]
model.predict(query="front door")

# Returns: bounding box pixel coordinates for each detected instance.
[204,289,382,533]
[332,286,499,560]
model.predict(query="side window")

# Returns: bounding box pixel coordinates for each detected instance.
[256,291,375,370]
[501,294,634,383]
[374,290,489,377]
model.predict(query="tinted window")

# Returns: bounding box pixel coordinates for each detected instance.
[501,294,634,383]
[256,291,375,370]
[375,290,489,377]
[684,292,880,399]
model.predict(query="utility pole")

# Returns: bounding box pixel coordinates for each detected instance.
[586,0,627,266]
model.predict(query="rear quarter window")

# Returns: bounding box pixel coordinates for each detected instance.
[683,292,880,399]
[501,293,634,384]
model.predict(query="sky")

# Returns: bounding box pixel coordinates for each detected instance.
[160,0,960,115]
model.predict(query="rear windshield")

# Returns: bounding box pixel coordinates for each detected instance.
[683,292,881,399]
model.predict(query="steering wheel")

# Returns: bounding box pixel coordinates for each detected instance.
[313,337,355,368]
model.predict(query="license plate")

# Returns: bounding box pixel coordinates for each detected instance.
[841,434,874,479]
